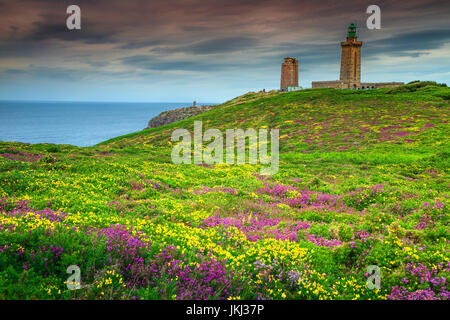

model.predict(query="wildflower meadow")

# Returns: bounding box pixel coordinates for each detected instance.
[0,83,449,300]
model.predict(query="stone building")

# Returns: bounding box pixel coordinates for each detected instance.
[312,24,403,89]
[280,57,299,91]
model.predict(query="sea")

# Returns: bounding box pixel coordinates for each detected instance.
[0,101,209,147]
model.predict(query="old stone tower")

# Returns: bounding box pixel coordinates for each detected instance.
[280,57,299,91]
[339,23,362,88]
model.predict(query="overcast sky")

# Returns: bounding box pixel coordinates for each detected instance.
[0,0,449,102]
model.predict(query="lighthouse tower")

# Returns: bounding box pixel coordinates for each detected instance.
[311,24,404,90]
[339,23,362,89]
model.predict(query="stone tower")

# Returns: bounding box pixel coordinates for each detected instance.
[339,23,362,88]
[280,57,299,91]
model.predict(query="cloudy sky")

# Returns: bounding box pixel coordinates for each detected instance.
[0,0,449,102]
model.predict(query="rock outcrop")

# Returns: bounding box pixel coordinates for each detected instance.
[146,105,214,129]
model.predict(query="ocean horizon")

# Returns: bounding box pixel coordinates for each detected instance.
[0,100,213,147]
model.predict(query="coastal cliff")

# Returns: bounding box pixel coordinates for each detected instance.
[146,105,214,129]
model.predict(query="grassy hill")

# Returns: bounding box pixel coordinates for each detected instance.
[0,83,449,300]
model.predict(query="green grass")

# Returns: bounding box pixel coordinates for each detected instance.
[0,83,448,300]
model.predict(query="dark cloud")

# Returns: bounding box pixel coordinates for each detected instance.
[120,55,242,71]
[0,64,136,82]
[2,68,27,75]
[115,40,165,50]
[365,29,450,57]
[0,0,449,100]
[0,65,81,81]
[182,37,259,54]
[0,40,61,58]
[85,61,110,67]
[27,20,118,44]
[149,36,260,55]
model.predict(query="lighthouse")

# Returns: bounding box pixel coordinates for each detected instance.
[339,23,363,89]
[311,24,404,89]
